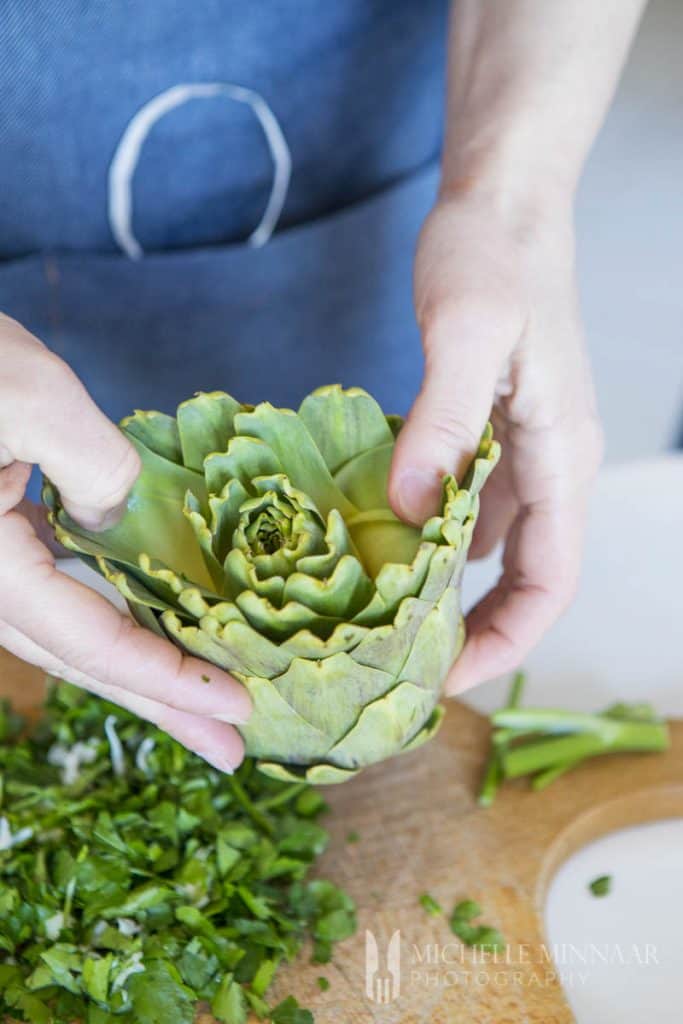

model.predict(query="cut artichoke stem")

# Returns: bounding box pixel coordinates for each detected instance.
[43,384,500,783]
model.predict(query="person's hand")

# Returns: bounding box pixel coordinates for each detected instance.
[0,314,251,769]
[388,193,603,693]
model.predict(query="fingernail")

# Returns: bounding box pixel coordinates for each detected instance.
[63,498,128,532]
[394,468,441,525]
[193,749,236,774]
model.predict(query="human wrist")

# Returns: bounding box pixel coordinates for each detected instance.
[438,142,576,237]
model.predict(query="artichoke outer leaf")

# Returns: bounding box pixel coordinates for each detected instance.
[283,554,373,619]
[97,557,180,612]
[399,704,446,755]
[461,431,501,495]
[121,409,183,464]
[204,436,282,497]
[176,391,243,472]
[281,622,369,659]
[386,413,404,438]
[418,546,460,602]
[162,611,292,679]
[236,674,334,764]
[350,596,434,676]
[98,433,211,587]
[326,680,437,770]
[129,602,167,637]
[333,441,394,512]
[399,586,463,692]
[257,762,360,785]
[297,385,394,475]
[235,591,343,641]
[269,652,395,744]
[234,403,357,520]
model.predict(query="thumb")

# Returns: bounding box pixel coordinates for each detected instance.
[0,316,140,531]
[389,311,509,525]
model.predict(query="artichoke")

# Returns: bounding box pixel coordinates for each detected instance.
[44,386,499,784]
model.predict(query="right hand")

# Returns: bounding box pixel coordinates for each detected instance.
[0,314,252,771]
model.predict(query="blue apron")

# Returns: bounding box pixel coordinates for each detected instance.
[0,1,447,497]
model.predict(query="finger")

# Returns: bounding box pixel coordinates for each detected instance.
[469,488,518,560]
[16,498,67,555]
[0,315,140,530]
[0,512,253,724]
[0,461,32,515]
[445,492,588,694]
[0,619,244,772]
[388,303,518,525]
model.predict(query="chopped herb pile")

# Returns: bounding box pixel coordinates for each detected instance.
[0,682,356,1024]
[479,674,670,806]
[588,874,612,898]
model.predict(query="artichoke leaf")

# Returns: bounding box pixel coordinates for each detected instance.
[204,436,282,497]
[234,403,357,520]
[98,556,185,612]
[236,591,343,641]
[326,680,437,770]
[399,705,446,754]
[237,675,334,764]
[333,441,394,511]
[183,490,224,589]
[283,554,373,619]
[210,479,251,567]
[399,586,464,692]
[296,509,355,580]
[270,653,395,743]
[223,548,286,604]
[176,391,243,472]
[258,762,360,785]
[282,622,369,658]
[298,385,394,475]
[91,434,211,587]
[351,543,434,626]
[350,596,434,676]
[121,409,183,464]
[163,611,292,679]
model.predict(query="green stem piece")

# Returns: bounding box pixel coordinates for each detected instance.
[502,720,669,779]
[478,672,526,807]
[532,758,584,791]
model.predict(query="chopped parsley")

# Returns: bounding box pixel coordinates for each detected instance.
[0,683,356,1023]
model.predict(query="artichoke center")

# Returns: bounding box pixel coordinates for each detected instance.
[245,508,292,556]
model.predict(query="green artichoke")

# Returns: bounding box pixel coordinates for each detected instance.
[44,386,499,784]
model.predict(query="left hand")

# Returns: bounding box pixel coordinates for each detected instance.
[388,191,603,693]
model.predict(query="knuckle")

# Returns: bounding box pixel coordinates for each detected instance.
[91,441,142,509]
[426,402,481,456]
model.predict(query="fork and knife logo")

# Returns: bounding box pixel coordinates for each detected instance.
[365,929,402,1004]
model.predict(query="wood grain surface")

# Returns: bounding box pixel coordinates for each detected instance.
[2,647,681,1024]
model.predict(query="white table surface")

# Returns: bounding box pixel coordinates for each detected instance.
[63,454,683,1023]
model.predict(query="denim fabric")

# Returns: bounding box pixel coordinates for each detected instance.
[0,3,447,499]
[0,0,447,255]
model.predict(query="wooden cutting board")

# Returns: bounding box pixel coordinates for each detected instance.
[2,647,682,1024]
